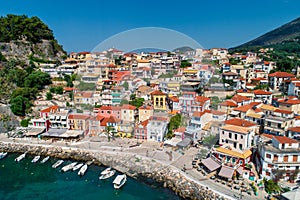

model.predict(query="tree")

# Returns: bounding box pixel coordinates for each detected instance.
[105,126,114,142]
[202,135,218,149]
[122,81,129,90]
[24,70,51,89]
[264,178,281,194]
[46,92,52,100]
[130,98,144,108]
[10,95,30,116]
[167,114,182,138]
[20,119,30,127]
[180,60,192,68]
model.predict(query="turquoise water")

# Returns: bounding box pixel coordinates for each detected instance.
[0,153,182,200]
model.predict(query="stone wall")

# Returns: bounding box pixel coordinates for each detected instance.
[0,142,225,200]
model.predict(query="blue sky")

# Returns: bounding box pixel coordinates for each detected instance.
[0,0,299,52]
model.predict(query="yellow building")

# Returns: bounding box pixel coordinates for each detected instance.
[138,105,154,122]
[68,114,90,134]
[151,90,167,111]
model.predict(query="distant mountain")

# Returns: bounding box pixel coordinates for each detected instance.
[173,46,194,53]
[231,17,300,51]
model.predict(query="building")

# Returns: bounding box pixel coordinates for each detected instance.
[268,72,295,91]
[138,105,153,122]
[68,114,90,134]
[134,119,148,140]
[146,116,168,142]
[151,90,167,111]
[256,135,300,182]
[121,104,136,122]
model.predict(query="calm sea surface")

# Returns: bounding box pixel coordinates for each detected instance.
[0,153,182,200]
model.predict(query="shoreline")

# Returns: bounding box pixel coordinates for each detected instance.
[0,140,232,200]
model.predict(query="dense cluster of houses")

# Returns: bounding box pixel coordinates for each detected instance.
[28,47,300,188]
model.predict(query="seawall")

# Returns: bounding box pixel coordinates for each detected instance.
[0,142,226,200]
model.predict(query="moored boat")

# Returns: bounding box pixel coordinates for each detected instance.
[40,156,50,163]
[52,160,64,168]
[15,152,26,162]
[61,162,77,172]
[0,152,8,160]
[99,167,116,180]
[78,164,88,176]
[73,163,84,171]
[31,155,40,163]
[113,174,127,189]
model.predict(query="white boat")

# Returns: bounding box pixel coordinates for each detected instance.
[113,174,127,189]
[61,162,77,172]
[40,156,50,163]
[31,155,40,163]
[73,163,84,171]
[15,152,26,162]
[78,164,88,176]
[99,167,116,180]
[52,160,64,168]
[0,152,8,159]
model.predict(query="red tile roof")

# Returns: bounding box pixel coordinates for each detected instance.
[295,116,300,120]
[220,100,238,107]
[232,94,251,103]
[121,104,136,110]
[278,99,300,105]
[192,110,211,117]
[225,118,256,127]
[274,109,293,114]
[253,90,272,95]
[139,105,153,110]
[174,127,186,133]
[288,126,300,133]
[233,102,261,113]
[274,136,298,144]
[149,116,168,121]
[40,105,59,113]
[140,119,149,127]
[211,110,226,115]
[268,72,295,78]
[223,72,238,76]
[195,96,210,105]
[169,96,179,102]
[151,90,166,95]
[261,134,274,139]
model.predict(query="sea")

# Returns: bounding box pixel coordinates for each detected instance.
[0,153,182,200]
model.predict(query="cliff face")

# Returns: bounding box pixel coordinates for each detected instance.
[0,39,65,62]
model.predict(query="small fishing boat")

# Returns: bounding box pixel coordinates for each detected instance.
[52,160,64,168]
[0,152,8,160]
[78,164,88,176]
[61,162,77,172]
[99,167,116,180]
[40,156,50,163]
[15,152,26,162]
[73,163,84,171]
[113,174,127,189]
[31,155,40,163]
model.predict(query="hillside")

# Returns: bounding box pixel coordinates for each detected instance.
[0,14,66,62]
[231,17,300,52]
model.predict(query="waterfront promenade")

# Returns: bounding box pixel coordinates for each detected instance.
[0,134,266,200]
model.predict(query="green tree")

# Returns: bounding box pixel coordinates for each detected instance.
[20,118,30,127]
[167,114,182,138]
[10,95,31,116]
[202,135,218,149]
[24,70,51,89]
[264,178,281,194]
[180,60,192,68]
[122,81,129,90]
[55,86,63,94]
[130,98,144,108]
[46,92,52,100]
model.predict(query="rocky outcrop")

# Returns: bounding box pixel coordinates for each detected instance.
[0,142,226,200]
[0,39,65,62]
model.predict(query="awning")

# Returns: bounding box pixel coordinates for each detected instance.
[25,127,45,136]
[218,166,235,179]
[201,157,221,172]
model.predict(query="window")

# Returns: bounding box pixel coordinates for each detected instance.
[267,164,273,168]
[241,135,243,139]
[239,144,243,150]
[266,154,271,159]
[222,131,224,135]
[274,155,278,161]
[284,155,288,162]
[233,142,237,149]
[229,132,232,138]
[293,155,298,162]
[266,171,271,176]
[235,134,237,140]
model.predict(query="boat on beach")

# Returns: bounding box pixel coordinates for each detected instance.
[99,167,116,180]
[0,152,8,160]
[15,152,26,162]
[52,160,64,168]
[40,156,50,163]
[78,164,88,176]
[61,162,77,172]
[73,163,84,171]
[31,155,40,163]
[113,174,127,189]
